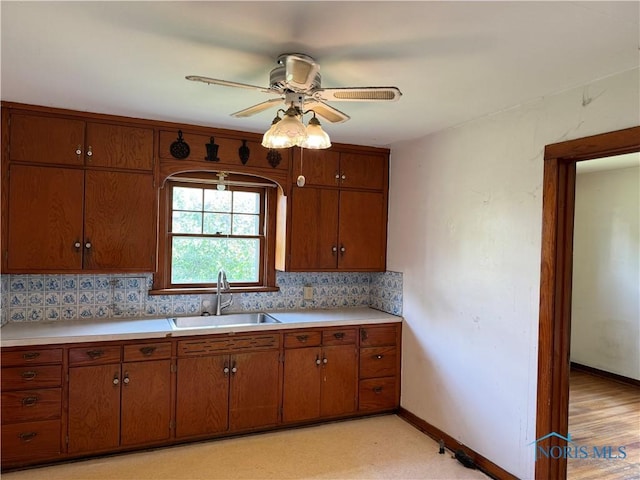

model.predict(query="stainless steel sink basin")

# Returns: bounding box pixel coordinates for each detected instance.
[170,312,281,329]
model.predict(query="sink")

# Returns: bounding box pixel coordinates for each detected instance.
[170,312,281,329]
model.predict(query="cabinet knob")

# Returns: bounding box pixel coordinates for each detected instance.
[123,374,130,385]
[315,357,321,366]
[75,145,82,156]
[85,241,92,249]
[231,367,237,374]
[86,145,93,158]
[341,174,346,181]
[322,358,328,364]
[223,367,230,375]
[374,354,384,360]
[340,245,346,256]
[373,386,383,394]
[74,241,82,249]
[335,173,340,180]
[332,246,338,254]
[112,376,119,385]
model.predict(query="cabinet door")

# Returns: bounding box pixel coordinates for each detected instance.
[83,170,156,271]
[175,356,229,438]
[85,122,154,171]
[121,360,171,446]
[338,190,386,270]
[68,364,121,454]
[229,351,280,430]
[320,345,357,418]
[289,187,339,270]
[9,114,85,166]
[339,152,387,190]
[292,149,340,187]
[282,347,321,422]
[7,164,84,271]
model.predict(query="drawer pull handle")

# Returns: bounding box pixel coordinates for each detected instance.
[21,371,37,380]
[373,386,383,394]
[333,332,345,340]
[87,349,104,359]
[18,432,38,442]
[140,346,157,356]
[360,330,368,342]
[22,396,39,407]
[296,335,308,343]
[22,352,41,361]
[374,354,384,360]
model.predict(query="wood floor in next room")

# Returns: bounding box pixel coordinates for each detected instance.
[568,369,640,480]
[2,415,490,480]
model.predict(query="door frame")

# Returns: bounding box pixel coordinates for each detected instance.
[535,126,640,479]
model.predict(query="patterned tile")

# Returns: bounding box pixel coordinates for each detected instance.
[2,271,403,323]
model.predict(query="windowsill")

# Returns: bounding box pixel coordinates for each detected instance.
[149,286,280,296]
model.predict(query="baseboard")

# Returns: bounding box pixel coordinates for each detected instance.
[397,407,518,480]
[571,362,640,387]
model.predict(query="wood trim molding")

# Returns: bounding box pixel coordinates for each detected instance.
[397,407,518,480]
[570,362,640,388]
[536,126,640,480]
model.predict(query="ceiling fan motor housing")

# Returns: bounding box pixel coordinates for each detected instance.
[270,54,322,93]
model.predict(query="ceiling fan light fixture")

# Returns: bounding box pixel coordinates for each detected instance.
[301,113,331,150]
[263,105,306,148]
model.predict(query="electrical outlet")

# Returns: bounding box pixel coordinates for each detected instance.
[303,286,313,301]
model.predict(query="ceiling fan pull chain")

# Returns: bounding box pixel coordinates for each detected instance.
[297,148,306,187]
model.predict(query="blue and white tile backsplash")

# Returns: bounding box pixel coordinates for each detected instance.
[1,271,402,324]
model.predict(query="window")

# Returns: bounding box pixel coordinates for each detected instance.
[153,175,279,293]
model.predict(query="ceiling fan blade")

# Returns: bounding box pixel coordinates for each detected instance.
[284,54,320,92]
[303,100,350,124]
[312,86,402,102]
[186,75,276,94]
[231,98,284,118]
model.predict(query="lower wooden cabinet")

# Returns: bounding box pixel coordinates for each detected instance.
[0,347,63,466]
[282,329,358,423]
[175,335,281,439]
[68,343,172,454]
[1,322,401,471]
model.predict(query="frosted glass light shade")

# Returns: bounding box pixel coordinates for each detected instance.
[301,118,331,149]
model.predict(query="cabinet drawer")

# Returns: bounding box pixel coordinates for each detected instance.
[1,388,62,424]
[1,419,61,463]
[359,377,397,411]
[69,345,122,366]
[322,328,357,345]
[1,366,62,390]
[1,348,63,367]
[124,342,172,362]
[359,346,397,379]
[359,325,398,347]
[284,331,322,348]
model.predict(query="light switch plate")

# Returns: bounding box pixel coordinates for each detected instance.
[303,286,313,301]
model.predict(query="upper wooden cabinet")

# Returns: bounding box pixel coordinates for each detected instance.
[9,113,153,171]
[292,149,386,190]
[3,109,157,273]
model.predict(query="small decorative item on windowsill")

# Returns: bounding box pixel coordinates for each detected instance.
[238,140,250,165]
[205,137,220,162]
[170,130,190,159]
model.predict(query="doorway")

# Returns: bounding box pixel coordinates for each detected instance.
[534,126,640,480]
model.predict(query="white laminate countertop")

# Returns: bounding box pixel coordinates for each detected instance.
[0,308,402,347]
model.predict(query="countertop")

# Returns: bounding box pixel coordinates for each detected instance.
[0,307,402,347]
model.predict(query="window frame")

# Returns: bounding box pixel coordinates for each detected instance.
[152,173,279,294]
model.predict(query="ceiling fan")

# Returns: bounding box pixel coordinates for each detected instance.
[186,53,402,124]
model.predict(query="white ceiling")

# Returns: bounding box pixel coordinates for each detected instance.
[577,152,640,174]
[1,1,638,147]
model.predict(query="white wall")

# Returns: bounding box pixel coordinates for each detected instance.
[571,166,640,380]
[387,67,639,479]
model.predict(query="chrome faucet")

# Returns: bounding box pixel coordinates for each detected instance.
[215,269,233,315]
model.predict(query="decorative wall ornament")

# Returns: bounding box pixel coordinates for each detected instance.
[205,136,220,162]
[169,130,190,159]
[238,140,250,165]
[266,149,282,168]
